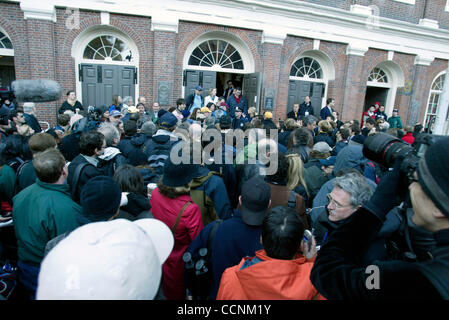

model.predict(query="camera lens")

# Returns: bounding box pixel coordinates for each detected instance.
[363,132,413,168]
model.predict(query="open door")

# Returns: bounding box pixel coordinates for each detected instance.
[183,69,216,100]
[242,72,261,112]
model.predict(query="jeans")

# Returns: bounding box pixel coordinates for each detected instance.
[17,261,40,300]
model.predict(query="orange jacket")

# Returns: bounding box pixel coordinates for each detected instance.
[217,250,326,300]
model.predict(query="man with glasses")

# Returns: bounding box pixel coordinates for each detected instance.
[312,172,374,245]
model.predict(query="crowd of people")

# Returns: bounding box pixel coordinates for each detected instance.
[0,84,449,301]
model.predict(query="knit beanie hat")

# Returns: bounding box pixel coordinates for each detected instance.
[417,136,449,217]
[79,176,122,224]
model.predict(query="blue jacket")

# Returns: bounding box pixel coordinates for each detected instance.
[194,166,233,221]
[117,133,147,166]
[187,210,263,299]
[320,106,334,120]
[226,94,248,118]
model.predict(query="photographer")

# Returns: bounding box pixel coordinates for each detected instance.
[311,136,449,299]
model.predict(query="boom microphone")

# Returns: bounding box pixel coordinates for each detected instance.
[12,79,62,102]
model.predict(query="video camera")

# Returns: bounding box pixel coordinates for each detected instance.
[363,132,445,186]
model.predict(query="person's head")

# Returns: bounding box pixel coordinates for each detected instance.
[28,132,57,156]
[204,116,215,128]
[136,103,146,115]
[67,90,76,101]
[285,153,309,196]
[36,218,174,300]
[411,137,449,232]
[234,87,242,98]
[311,141,331,159]
[266,153,289,184]
[379,105,385,112]
[351,123,361,135]
[393,108,399,116]
[138,96,146,106]
[326,98,335,107]
[368,105,376,113]
[227,80,233,88]
[327,172,374,222]
[240,176,271,226]
[113,164,146,196]
[209,88,217,97]
[219,115,232,130]
[303,115,317,132]
[176,98,186,111]
[248,106,257,117]
[263,111,273,121]
[9,108,25,125]
[414,123,424,134]
[293,103,299,113]
[157,159,199,198]
[405,125,413,134]
[200,106,212,118]
[284,118,299,131]
[124,120,138,137]
[33,148,67,184]
[292,127,312,146]
[79,130,106,157]
[159,112,178,132]
[79,175,122,225]
[140,121,157,137]
[365,117,376,130]
[261,206,304,260]
[97,123,120,147]
[235,107,243,119]
[112,95,122,106]
[318,120,332,134]
[195,85,203,96]
[108,110,122,124]
[57,114,71,128]
[304,96,311,103]
[338,127,351,141]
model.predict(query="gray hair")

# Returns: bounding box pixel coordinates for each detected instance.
[123,96,134,105]
[303,115,318,127]
[333,172,374,207]
[140,121,157,136]
[97,123,120,147]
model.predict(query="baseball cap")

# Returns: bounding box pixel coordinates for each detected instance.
[264,111,273,119]
[109,110,122,117]
[240,176,271,226]
[313,142,332,153]
[127,106,138,114]
[36,218,174,300]
[235,107,243,113]
[200,106,211,113]
[195,85,203,91]
[159,112,178,129]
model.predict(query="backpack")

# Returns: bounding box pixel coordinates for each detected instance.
[190,171,220,227]
[183,219,223,300]
[13,160,30,196]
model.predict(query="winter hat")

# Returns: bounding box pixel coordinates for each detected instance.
[157,109,167,119]
[162,158,199,187]
[313,142,332,154]
[417,137,449,217]
[240,176,271,226]
[36,218,174,300]
[79,176,122,225]
[264,111,273,119]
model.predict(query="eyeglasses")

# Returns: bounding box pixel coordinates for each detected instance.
[327,193,352,209]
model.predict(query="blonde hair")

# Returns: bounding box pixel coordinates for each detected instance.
[318,120,332,134]
[286,154,309,197]
[248,107,257,116]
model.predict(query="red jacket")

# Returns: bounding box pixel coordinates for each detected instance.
[217,250,325,300]
[150,188,204,300]
[402,132,415,145]
[361,111,376,128]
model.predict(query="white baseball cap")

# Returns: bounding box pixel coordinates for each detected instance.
[36,218,174,300]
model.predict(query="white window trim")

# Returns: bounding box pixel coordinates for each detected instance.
[424,71,446,130]
[446,1,449,12]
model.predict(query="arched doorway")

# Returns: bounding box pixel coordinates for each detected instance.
[363,61,404,116]
[182,31,260,110]
[287,50,335,117]
[72,26,139,109]
[0,28,15,99]
[424,72,449,134]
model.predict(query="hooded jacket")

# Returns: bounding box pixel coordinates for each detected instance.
[217,249,325,300]
[143,130,180,175]
[117,133,147,166]
[97,146,128,176]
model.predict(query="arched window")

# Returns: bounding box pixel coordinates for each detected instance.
[0,31,13,49]
[290,57,322,79]
[188,39,244,70]
[83,35,132,62]
[368,67,388,83]
[425,73,445,130]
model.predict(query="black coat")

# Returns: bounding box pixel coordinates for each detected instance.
[58,100,84,114]
[67,154,103,203]
[287,110,300,121]
[314,132,335,148]
[143,133,180,175]
[310,207,447,299]
[117,134,147,166]
[299,101,314,118]
[60,131,82,162]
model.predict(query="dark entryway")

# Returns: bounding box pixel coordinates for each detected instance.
[80,63,137,108]
[183,69,261,109]
[287,80,325,117]
[364,86,388,111]
[0,56,15,89]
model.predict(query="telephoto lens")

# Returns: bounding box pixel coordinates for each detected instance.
[363,132,413,168]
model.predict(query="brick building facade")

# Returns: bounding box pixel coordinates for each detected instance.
[1,0,449,133]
